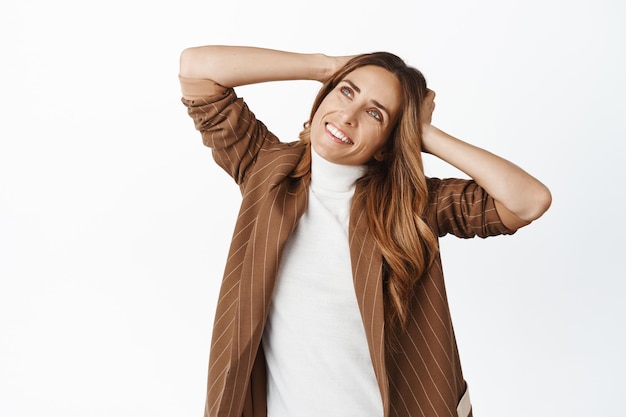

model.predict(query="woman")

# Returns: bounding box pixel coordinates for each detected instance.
[179,45,551,417]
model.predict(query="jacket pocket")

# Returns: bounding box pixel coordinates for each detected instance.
[457,385,472,417]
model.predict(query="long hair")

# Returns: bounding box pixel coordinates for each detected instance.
[292,52,438,342]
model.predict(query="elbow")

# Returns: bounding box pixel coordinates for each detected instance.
[179,47,197,78]
[179,46,227,84]
[179,46,215,79]
[523,184,552,222]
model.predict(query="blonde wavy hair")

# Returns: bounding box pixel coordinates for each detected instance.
[292,52,438,340]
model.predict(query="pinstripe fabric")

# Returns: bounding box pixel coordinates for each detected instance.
[181,83,516,417]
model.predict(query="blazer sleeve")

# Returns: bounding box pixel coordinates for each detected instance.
[180,77,280,185]
[426,177,518,238]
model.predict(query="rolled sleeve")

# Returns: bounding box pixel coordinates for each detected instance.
[180,77,278,185]
[427,177,517,238]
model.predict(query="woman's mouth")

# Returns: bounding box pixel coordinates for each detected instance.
[326,123,353,145]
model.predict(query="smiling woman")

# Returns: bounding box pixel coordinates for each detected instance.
[178,45,551,417]
[308,65,402,166]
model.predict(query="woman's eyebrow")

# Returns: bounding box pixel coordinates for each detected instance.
[344,79,390,117]
[344,79,361,94]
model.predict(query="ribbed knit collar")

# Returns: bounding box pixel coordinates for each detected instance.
[310,147,366,194]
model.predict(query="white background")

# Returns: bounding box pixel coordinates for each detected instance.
[1,0,624,416]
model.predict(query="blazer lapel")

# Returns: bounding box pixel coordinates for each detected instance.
[240,174,309,342]
[349,188,389,415]
[227,163,310,415]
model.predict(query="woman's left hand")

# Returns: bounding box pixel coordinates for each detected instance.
[420,89,436,126]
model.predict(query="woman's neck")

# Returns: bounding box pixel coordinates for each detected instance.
[310,147,366,193]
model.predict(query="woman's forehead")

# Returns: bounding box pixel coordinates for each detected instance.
[341,65,402,115]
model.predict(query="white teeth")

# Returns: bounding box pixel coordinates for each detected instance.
[326,124,353,144]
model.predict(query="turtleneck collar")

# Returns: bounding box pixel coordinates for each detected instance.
[310,146,366,194]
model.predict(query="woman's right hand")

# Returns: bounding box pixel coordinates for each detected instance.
[318,55,355,83]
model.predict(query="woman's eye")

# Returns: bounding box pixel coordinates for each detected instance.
[368,109,382,121]
[340,86,352,98]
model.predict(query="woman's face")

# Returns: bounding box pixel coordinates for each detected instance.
[310,65,402,166]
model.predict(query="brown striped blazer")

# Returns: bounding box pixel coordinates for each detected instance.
[181,80,517,417]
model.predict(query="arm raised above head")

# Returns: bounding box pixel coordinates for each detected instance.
[420,90,552,230]
[179,45,353,98]
[423,125,552,230]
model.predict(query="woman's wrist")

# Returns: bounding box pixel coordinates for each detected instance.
[313,54,354,83]
[420,124,437,154]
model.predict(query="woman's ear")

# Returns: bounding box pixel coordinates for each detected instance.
[373,150,385,162]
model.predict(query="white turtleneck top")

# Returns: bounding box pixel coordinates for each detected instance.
[261,148,383,417]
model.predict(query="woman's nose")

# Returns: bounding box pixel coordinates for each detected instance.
[339,104,359,126]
